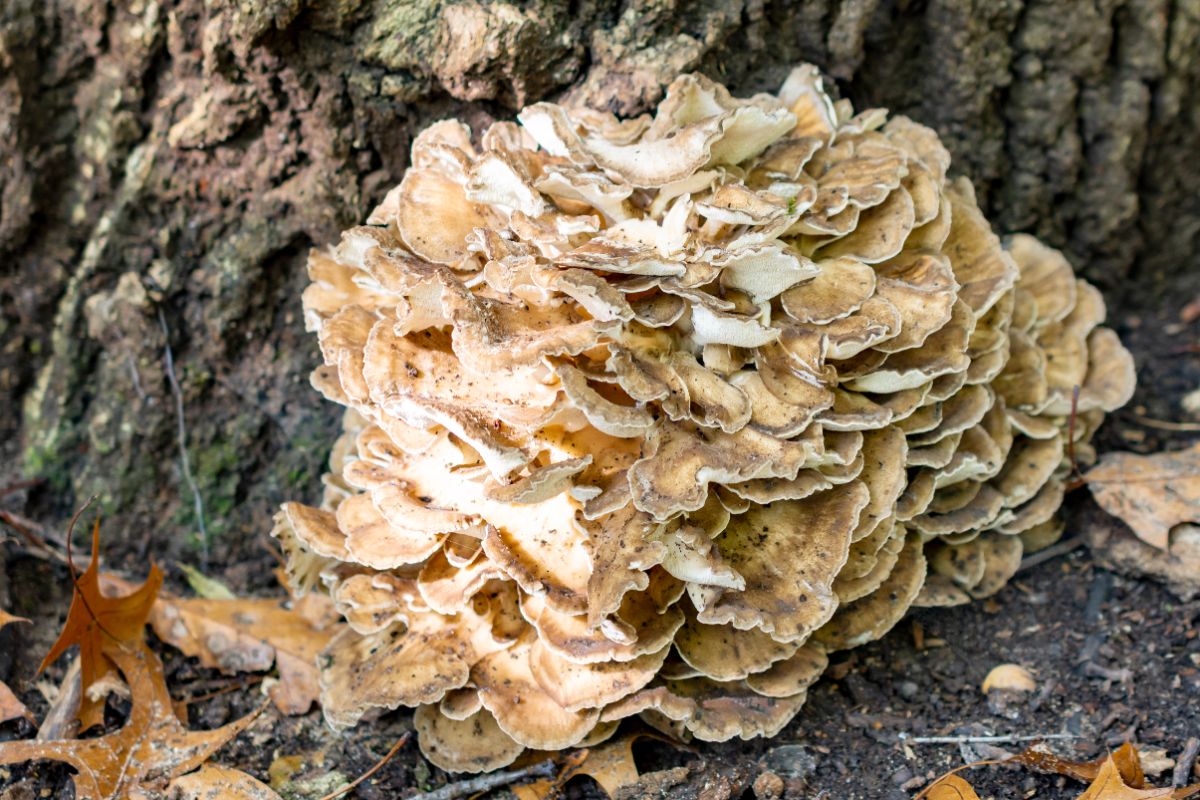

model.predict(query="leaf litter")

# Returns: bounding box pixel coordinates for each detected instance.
[919,743,1200,800]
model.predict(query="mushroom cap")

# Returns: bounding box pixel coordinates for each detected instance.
[414,705,525,774]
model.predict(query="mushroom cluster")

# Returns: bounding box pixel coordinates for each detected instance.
[273,66,1136,770]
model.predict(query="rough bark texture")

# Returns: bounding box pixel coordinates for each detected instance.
[1,0,1197,569]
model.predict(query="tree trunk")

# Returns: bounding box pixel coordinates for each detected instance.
[1,0,1197,566]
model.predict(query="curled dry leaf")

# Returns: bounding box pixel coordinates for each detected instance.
[0,680,33,726]
[1086,442,1200,550]
[147,595,342,715]
[0,610,33,725]
[925,774,982,800]
[920,744,1200,800]
[167,764,283,800]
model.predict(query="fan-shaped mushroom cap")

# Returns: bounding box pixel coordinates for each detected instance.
[744,641,829,698]
[319,597,511,730]
[529,638,670,711]
[674,610,800,680]
[603,677,808,742]
[697,483,869,641]
[780,257,876,324]
[834,522,906,603]
[629,421,823,520]
[965,534,1023,599]
[472,641,601,749]
[815,532,927,651]
[414,705,525,774]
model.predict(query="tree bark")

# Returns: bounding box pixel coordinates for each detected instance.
[1,0,1197,565]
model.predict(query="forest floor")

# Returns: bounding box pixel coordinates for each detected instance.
[1,289,1198,799]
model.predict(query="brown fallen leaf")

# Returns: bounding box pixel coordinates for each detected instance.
[925,774,983,800]
[0,610,33,725]
[146,595,340,715]
[0,609,31,629]
[0,680,34,725]
[1080,753,1200,796]
[1087,442,1200,550]
[513,732,685,799]
[558,737,642,797]
[167,763,284,799]
[0,642,261,799]
[38,520,164,730]
[1013,742,1146,786]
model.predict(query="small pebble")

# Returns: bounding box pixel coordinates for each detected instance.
[891,767,913,786]
[898,680,919,700]
[753,771,785,800]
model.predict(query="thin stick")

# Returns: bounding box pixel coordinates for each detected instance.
[899,733,1079,745]
[159,309,209,562]
[1175,738,1200,788]
[1017,535,1086,573]
[0,478,42,498]
[418,760,558,800]
[1128,414,1200,432]
[317,732,411,800]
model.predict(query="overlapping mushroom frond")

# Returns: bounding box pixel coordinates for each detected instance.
[274,65,1135,770]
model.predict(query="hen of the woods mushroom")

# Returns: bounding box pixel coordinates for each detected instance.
[274,66,1136,771]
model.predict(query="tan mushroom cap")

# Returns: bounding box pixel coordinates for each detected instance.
[780,257,876,324]
[333,573,421,635]
[628,421,823,520]
[319,598,509,730]
[698,483,869,641]
[529,638,670,712]
[965,534,1023,599]
[815,531,927,651]
[519,573,686,665]
[603,677,808,742]
[414,704,525,774]
[673,609,800,680]
[834,522,906,603]
[744,641,829,698]
[472,641,601,749]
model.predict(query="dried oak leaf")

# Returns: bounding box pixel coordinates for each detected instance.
[148,595,341,715]
[1087,442,1200,550]
[166,764,283,800]
[924,774,982,800]
[39,520,164,731]
[0,643,260,800]
[0,610,32,725]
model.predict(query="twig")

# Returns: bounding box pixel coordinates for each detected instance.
[1174,737,1200,788]
[1127,413,1200,432]
[317,732,411,800]
[37,657,82,741]
[898,733,1079,745]
[417,759,558,800]
[126,352,147,402]
[0,478,42,498]
[158,309,209,562]
[1081,662,1133,683]
[1017,535,1086,573]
